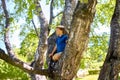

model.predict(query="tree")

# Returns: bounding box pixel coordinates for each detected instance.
[98,0,120,80]
[79,0,115,70]
[0,0,97,80]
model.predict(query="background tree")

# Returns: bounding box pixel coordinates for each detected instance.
[98,0,120,80]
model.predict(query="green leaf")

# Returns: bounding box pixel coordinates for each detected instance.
[9,17,14,23]
[80,0,88,3]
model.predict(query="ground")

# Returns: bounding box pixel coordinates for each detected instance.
[76,75,98,80]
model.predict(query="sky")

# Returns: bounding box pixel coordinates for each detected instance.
[0,0,110,52]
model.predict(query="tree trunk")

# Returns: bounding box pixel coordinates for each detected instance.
[30,0,48,80]
[98,0,120,80]
[61,1,97,79]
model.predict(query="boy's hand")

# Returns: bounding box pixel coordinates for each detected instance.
[49,53,53,57]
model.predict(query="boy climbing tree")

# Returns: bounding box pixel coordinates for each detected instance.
[48,25,68,71]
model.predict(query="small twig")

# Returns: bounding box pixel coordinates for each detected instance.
[53,11,63,19]
[32,19,39,38]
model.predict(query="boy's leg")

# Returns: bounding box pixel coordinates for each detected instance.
[48,57,54,69]
[48,52,62,71]
[52,52,62,61]
[48,56,58,71]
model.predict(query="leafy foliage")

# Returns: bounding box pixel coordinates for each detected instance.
[0,60,29,79]
[80,0,88,3]
[14,0,36,19]
[19,29,39,62]
[80,34,109,69]
[95,0,115,25]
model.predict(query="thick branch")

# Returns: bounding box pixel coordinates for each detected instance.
[35,0,48,68]
[1,0,14,57]
[0,48,49,76]
[61,0,77,34]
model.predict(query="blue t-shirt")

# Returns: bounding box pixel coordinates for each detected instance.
[56,34,68,53]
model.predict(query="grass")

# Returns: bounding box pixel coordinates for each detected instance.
[75,74,120,80]
[76,75,98,80]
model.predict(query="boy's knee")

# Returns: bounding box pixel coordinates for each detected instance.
[52,56,58,61]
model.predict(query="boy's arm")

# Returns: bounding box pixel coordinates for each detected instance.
[49,45,57,57]
[51,45,57,55]
[65,35,68,43]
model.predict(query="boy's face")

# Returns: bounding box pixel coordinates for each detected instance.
[56,28,62,36]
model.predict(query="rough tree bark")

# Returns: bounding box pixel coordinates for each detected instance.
[98,0,120,80]
[61,0,77,33]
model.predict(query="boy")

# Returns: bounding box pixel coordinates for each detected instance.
[48,25,68,70]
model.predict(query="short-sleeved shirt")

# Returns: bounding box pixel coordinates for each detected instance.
[56,34,68,53]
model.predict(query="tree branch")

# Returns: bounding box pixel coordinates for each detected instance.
[53,11,63,19]
[61,0,77,34]
[34,0,48,68]
[0,48,49,76]
[49,0,54,25]
[1,0,14,57]
[1,0,49,76]
[32,19,39,38]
